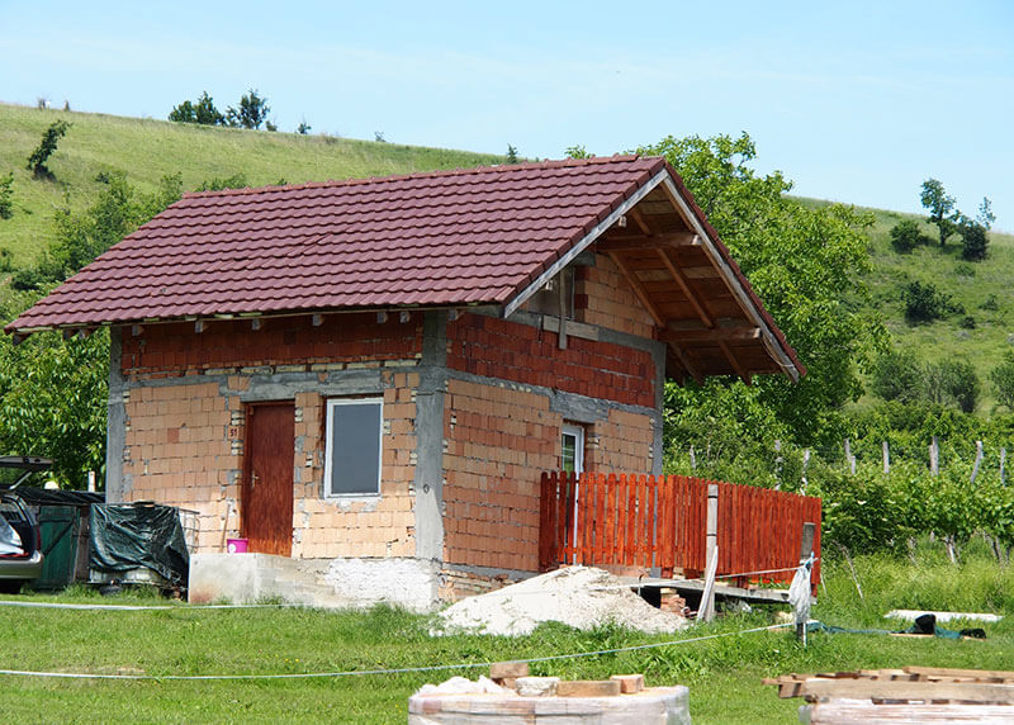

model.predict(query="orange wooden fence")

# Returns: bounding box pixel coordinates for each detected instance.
[538,472,821,593]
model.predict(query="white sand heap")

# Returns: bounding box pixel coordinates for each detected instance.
[436,566,688,636]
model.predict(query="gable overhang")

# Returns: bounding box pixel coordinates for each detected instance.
[501,165,802,384]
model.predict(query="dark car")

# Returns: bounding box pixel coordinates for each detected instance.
[0,456,52,593]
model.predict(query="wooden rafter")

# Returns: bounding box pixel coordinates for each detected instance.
[627,207,653,235]
[606,252,666,327]
[719,341,752,385]
[657,247,714,328]
[669,345,704,386]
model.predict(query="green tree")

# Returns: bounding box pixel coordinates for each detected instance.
[990,350,1014,411]
[925,359,979,413]
[26,120,71,179]
[297,119,311,135]
[169,91,225,125]
[871,348,922,403]
[506,145,519,164]
[565,144,592,159]
[920,178,957,247]
[639,132,882,448]
[226,89,270,130]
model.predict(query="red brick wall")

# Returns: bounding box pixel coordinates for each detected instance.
[587,409,656,473]
[442,379,562,572]
[121,312,422,374]
[445,314,655,408]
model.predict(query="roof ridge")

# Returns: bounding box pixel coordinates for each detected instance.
[181,154,651,199]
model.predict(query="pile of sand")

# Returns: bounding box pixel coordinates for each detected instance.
[436,566,688,636]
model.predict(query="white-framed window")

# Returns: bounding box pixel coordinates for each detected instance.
[323,397,383,497]
[561,423,585,474]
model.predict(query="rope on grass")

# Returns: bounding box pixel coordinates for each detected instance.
[0,600,295,611]
[0,622,792,681]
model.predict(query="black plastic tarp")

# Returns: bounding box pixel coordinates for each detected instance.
[89,503,189,586]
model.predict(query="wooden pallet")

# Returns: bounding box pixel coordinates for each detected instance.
[764,668,1014,722]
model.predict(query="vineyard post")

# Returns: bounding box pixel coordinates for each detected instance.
[843,438,856,475]
[882,441,890,474]
[970,441,983,484]
[1001,448,1007,485]
[930,436,939,475]
[801,449,810,493]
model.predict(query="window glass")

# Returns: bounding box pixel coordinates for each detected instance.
[324,398,383,496]
[561,423,585,474]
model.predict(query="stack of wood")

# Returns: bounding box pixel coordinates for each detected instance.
[763,667,1014,723]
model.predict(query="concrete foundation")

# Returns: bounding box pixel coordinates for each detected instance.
[189,553,440,611]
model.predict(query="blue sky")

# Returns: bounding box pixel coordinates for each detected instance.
[2,1,1011,228]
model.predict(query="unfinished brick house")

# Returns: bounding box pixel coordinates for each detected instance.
[8,156,802,609]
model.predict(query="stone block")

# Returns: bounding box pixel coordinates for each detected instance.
[610,674,645,693]
[516,676,559,697]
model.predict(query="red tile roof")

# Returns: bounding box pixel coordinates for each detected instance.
[9,156,666,331]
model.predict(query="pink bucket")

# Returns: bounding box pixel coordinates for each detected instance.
[226,538,248,553]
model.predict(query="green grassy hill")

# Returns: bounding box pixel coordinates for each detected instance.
[0,103,502,263]
[855,203,1013,410]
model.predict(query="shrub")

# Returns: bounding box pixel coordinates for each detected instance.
[902,281,957,324]
[888,220,922,253]
[26,120,71,179]
[226,89,270,130]
[0,172,13,219]
[959,315,976,329]
[0,247,12,272]
[979,294,999,311]
[959,219,988,261]
[870,348,922,403]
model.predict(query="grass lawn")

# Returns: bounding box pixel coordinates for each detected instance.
[1,543,1012,723]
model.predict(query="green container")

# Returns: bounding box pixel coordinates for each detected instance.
[35,505,79,590]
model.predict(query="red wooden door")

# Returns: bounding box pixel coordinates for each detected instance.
[241,401,294,556]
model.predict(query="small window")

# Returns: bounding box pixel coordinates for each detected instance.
[324,398,383,497]
[561,423,585,474]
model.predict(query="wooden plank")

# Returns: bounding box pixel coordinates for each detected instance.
[809,701,1014,724]
[596,231,698,253]
[626,474,637,567]
[905,666,1014,680]
[660,326,761,343]
[603,474,616,565]
[562,471,576,563]
[657,247,714,327]
[538,472,552,571]
[802,680,1014,704]
[659,475,675,577]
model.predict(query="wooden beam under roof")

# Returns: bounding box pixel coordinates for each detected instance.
[657,247,714,328]
[596,231,698,253]
[668,345,704,386]
[606,252,666,327]
[660,326,761,344]
[719,341,752,385]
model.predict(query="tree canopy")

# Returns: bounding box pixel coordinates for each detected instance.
[639,132,882,450]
